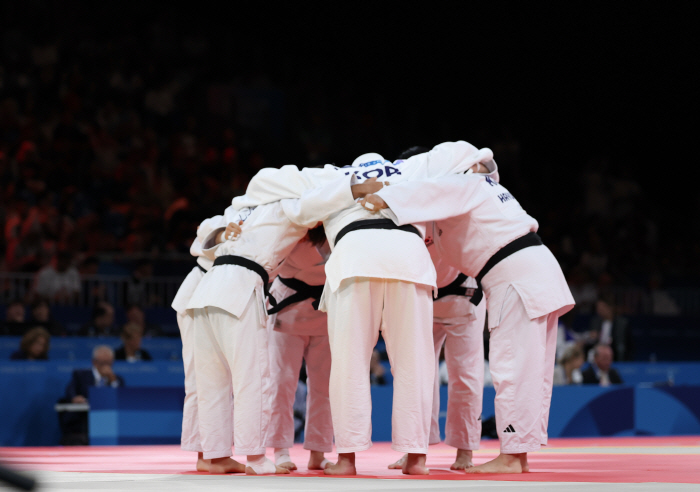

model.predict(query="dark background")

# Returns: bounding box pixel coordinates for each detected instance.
[1,2,698,285]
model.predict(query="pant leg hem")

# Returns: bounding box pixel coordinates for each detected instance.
[335,443,372,454]
[391,445,428,454]
[202,449,233,460]
[181,444,204,453]
[500,444,541,454]
[303,442,333,453]
[235,447,266,456]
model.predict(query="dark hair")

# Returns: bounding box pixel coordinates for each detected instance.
[306,225,327,246]
[395,146,429,161]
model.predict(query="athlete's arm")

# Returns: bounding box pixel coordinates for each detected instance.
[351,177,387,200]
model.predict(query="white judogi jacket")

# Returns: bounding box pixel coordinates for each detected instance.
[276,239,327,287]
[171,215,226,315]
[270,239,328,337]
[376,162,575,328]
[187,175,355,318]
[427,222,478,321]
[225,141,494,297]
[322,141,493,295]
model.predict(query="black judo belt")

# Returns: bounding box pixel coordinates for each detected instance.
[196,263,208,274]
[470,232,543,306]
[435,273,476,300]
[333,218,421,247]
[266,276,325,315]
[213,255,277,309]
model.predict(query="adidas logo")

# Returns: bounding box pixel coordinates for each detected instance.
[503,424,516,433]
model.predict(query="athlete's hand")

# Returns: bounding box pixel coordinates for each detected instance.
[360,194,388,213]
[224,221,243,241]
[351,177,390,200]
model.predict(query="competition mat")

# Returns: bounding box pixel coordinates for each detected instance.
[2,436,699,491]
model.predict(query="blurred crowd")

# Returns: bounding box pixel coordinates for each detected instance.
[2,11,698,297]
[1,7,696,376]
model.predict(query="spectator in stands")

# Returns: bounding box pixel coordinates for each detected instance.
[114,322,153,362]
[2,299,27,335]
[79,301,118,337]
[60,345,125,445]
[125,259,154,307]
[124,304,160,337]
[29,298,65,336]
[588,296,633,361]
[78,256,105,302]
[10,327,51,360]
[648,273,681,315]
[33,251,81,303]
[582,344,623,386]
[370,349,387,385]
[553,345,585,385]
[4,299,26,323]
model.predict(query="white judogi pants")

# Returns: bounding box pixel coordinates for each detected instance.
[326,277,434,454]
[192,292,271,459]
[430,299,486,450]
[488,286,558,454]
[179,311,234,453]
[266,307,333,452]
[178,311,202,452]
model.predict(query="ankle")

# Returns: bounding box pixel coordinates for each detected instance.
[338,452,355,464]
[247,454,266,466]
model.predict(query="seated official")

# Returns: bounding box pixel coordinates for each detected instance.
[114,322,153,362]
[10,326,51,360]
[59,345,125,445]
[581,344,623,386]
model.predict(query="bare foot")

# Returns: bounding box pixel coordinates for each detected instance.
[245,464,290,475]
[245,456,290,475]
[324,452,356,475]
[465,452,529,474]
[273,448,296,470]
[388,453,407,470]
[307,450,329,470]
[402,453,429,475]
[208,457,246,474]
[277,461,297,471]
[196,452,211,472]
[451,449,474,470]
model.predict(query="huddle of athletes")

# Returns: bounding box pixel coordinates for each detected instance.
[170,141,575,476]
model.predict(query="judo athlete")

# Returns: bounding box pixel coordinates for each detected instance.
[362,156,575,473]
[171,214,228,472]
[186,173,382,474]
[315,142,493,476]
[389,220,486,471]
[265,230,334,471]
